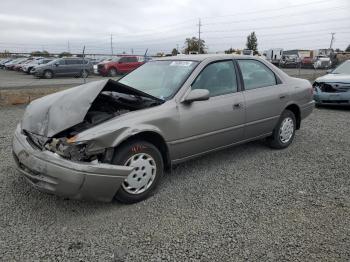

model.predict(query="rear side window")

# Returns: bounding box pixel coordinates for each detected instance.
[237,60,277,90]
[192,60,238,97]
[66,59,79,65]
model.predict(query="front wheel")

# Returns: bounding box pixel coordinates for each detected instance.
[267,109,296,149]
[113,140,164,204]
[108,68,118,77]
[43,70,53,79]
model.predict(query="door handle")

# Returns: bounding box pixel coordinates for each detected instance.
[279,95,286,99]
[232,103,242,109]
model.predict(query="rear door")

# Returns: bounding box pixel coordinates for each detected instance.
[174,60,245,160]
[127,56,140,71]
[236,59,289,139]
[65,59,81,76]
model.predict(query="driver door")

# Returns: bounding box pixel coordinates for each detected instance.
[173,60,245,160]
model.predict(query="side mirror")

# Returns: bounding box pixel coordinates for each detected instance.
[55,63,59,67]
[326,69,333,74]
[183,89,210,103]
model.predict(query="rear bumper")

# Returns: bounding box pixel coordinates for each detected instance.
[314,92,350,105]
[12,124,133,202]
[300,100,315,119]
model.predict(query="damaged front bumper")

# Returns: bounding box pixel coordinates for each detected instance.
[314,91,350,105]
[12,124,133,202]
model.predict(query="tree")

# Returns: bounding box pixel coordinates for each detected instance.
[171,48,179,56]
[345,45,350,52]
[30,50,50,57]
[0,50,11,58]
[224,47,236,54]
[58,52,72,58]
[183,37,206,54]
[246,31,258,54]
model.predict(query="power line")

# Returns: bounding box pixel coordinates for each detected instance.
[201,0,335,20]
[202,5,348,27]
[202,17,350,34]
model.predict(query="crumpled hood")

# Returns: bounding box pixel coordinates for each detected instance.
[21,79,162,137]
[22,80,108,137]
[315,73,350,83]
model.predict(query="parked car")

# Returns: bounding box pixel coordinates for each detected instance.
[13,58,33,71]
[0,58,13,69]
[279,55,300,68]
[93,58,112,74]
[32,58,93,79]
[313,59,350,106]
[23,58,53,74]
[4,58,28,70]
[263,48,283,65]
[313,55,332,69]
[300,57,314,68]
[13,55,314,203]
[97,56,144,76]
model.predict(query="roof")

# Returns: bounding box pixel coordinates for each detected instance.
[155,54,251,62]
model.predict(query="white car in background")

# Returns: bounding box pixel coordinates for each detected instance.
[313,55,332,69]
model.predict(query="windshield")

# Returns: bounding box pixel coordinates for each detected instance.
[47,59,60,65]
[118,60,198,100]
[332,60,350,74]
[111,57,121,62]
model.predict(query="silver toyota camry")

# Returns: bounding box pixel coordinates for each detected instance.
[12,55,314,203]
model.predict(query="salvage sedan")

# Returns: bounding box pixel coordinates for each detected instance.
[313,60,350,106]
[13,55,314,203]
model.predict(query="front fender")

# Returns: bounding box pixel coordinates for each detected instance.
[110,124,165,147]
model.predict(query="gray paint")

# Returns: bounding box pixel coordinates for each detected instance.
[13,54,315,201]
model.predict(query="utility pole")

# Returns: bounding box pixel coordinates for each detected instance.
[329,33,335,49]
[176,44,179,54]
[110,34,114,56]
[82,45,86,84]
[197,18,202,54]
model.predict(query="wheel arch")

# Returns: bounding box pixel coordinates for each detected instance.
[113,130,171,171]
[285,103,301,129]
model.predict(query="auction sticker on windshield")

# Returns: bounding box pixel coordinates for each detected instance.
[169,61,194,67]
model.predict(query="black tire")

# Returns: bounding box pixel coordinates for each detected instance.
[108,68,118,77]
[267,109,296,149]
[113,140,164,204]
[43,70,53,79]
[80,70,89,78]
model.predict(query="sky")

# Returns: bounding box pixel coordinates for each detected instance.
[0,0,349,55]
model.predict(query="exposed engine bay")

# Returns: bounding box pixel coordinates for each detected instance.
[22,80,163,162]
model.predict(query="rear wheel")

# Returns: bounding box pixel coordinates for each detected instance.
[108,68,118,77]
[43,70,53,79]
[267,109,296,149]
[113,140,163,204]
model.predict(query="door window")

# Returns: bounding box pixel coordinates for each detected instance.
[192,60,238,97]
[237,60,277,90]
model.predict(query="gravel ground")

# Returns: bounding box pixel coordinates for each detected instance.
[0,105,349,261]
